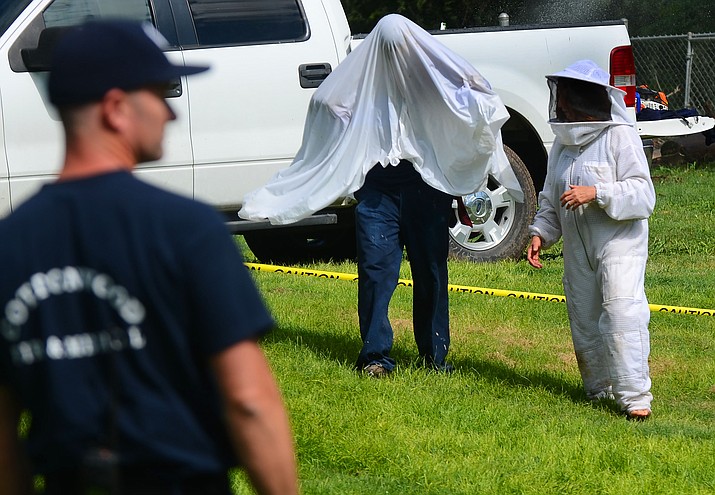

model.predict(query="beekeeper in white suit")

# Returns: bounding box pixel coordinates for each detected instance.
[240,14,521,377]
[527,60,655,420]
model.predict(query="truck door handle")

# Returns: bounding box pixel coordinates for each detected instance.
[299,63,332,88]
[165,78,182,98]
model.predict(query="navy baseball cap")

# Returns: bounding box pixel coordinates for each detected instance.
[48,20,209,106]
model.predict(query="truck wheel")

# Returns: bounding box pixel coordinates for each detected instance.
[448,145,536,262]
[243,209,356,265]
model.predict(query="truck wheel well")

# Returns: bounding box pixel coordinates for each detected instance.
[501,107,548,192]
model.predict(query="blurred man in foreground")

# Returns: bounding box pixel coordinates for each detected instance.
[0,20,298,494]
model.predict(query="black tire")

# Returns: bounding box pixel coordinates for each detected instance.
[243,208,356,265]
[448,145,537,262]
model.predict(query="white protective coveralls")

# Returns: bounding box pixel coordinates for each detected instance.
[238,14,522,225]
[528,60,656,413]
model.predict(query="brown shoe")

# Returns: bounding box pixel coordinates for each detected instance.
[626,409,652,421]
[363,363,391,378]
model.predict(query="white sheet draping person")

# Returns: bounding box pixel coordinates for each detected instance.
[238,14,521,225]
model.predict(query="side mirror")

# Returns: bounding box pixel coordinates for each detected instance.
[21,26,72,72]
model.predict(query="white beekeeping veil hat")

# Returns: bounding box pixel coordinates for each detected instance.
[546,59,633,125]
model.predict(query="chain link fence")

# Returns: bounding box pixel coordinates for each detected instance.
[631,33,715,116]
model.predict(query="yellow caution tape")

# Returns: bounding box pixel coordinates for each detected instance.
[244,262,714,317]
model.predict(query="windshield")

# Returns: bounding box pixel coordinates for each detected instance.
[1,1,33,36]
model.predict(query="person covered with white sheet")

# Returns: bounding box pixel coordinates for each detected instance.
[240,14,520,377]
[527,60,655,420]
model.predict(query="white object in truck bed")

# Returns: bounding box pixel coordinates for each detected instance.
[637,116,715,138]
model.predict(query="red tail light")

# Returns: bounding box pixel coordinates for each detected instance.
[610,45,636,107]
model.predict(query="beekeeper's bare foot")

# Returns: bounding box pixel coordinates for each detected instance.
[626,409,652,421]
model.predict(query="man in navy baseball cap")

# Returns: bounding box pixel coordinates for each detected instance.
[0,19,299,495]
[48,20,208,106]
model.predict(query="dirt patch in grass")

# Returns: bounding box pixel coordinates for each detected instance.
[485,351,517,368]
[557,352,577,366]
[650,356,681,375]
[487,324,536,348]
[392,318,413,333]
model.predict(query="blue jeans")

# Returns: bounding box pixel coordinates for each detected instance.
[354,161,453,371]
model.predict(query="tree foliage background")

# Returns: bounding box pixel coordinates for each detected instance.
[342,0,714,36]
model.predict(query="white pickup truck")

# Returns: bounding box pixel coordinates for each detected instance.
[1,0,708,264]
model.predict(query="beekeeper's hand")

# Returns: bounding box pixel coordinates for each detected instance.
[527,236,543,269]
[561,185,596,210]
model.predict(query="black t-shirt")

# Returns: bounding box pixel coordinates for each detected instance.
[0,172,274,478]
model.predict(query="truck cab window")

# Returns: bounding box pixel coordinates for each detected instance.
[1,1,33,35]
[8,0,155,73]
[42,0,152,27]
[188,0,308,46]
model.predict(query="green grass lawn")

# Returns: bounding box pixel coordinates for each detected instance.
[234,161,715,494]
